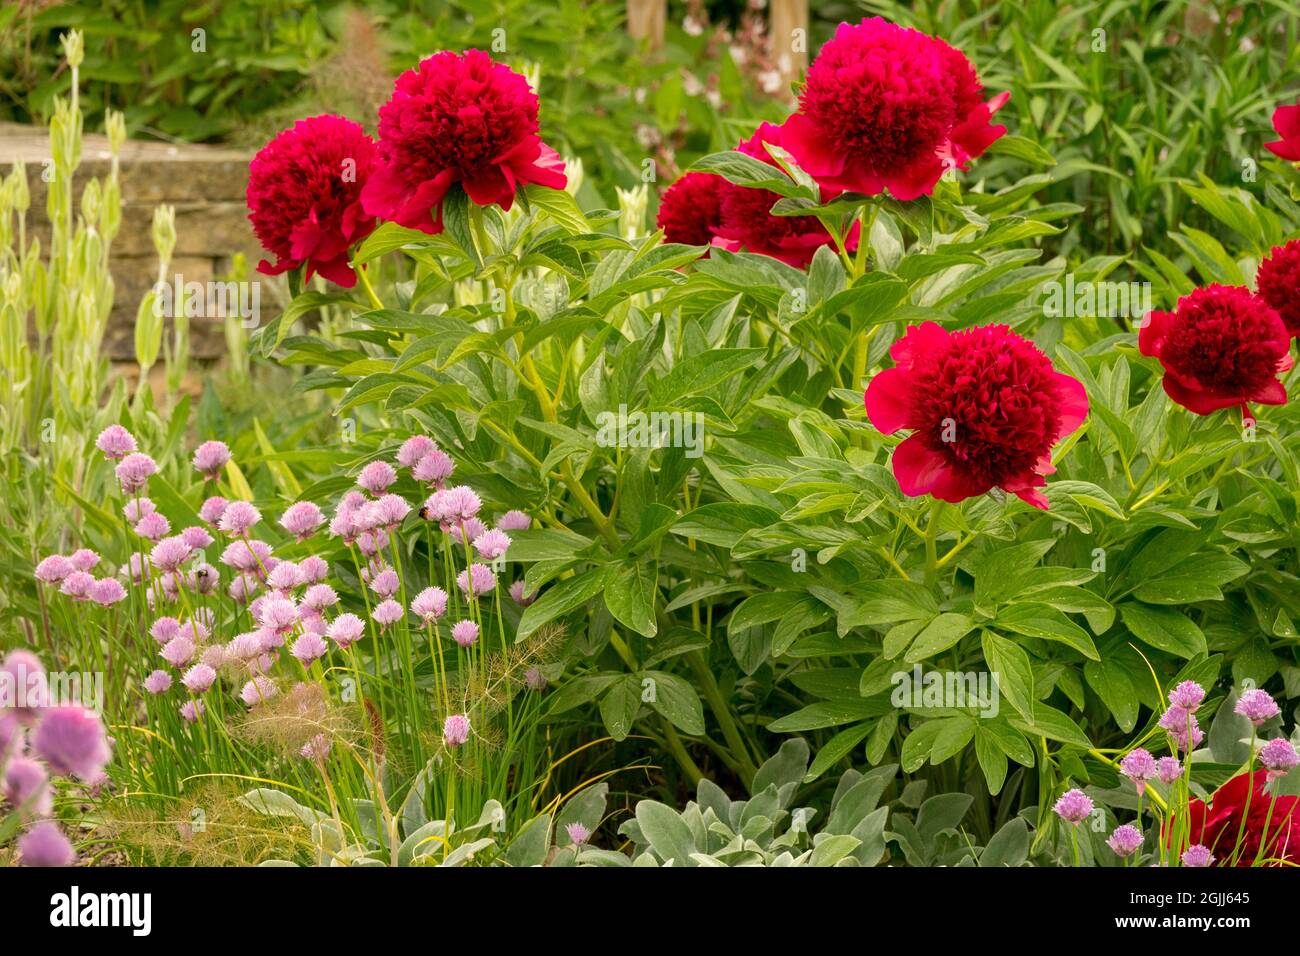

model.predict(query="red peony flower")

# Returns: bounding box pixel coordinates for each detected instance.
[361,50,566,234]
[1255,239,1300,337]
[247,115,378,288]
[865,322,1088,509]
[781,18,1008,201]
[1265,99,1300,162]
[711,122,843,268]
[656,172,724,246]
[1166,770,1300,866]
[1138,285,1292,416]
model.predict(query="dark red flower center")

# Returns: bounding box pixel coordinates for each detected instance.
[903,326,1062,488]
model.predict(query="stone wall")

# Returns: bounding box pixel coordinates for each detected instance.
[0,121,258,361]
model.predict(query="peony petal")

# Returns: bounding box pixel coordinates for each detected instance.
[891,434,987,503]
[890,321,950,367]
[1161,373,1243,415]
[462,164,512,207]
[1137,309,1175,357]
[312,256,358,289]
[1053,372,1090,438]
[864,367,913,432]
[1273,103,1300,140]
[1249,377,1289,406]
[1265,139,1300,162]
[779,112,848,181]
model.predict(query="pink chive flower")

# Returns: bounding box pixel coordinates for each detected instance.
[1259,738,1299,780]
[199,496,228,526]
[412,449,455,484]
[69,549,100,572]
[34,555,74,584]
[411,586,448,623]
[1168,681,1206,712]
[301,733,333,761]
[1053,788,1093,825]
[525,667,547,691]
[115,452,158,493]
[218,501,261,536]
[226,575,256,605]
[327,613,365,648]
[1106,824,1143,857]
[124,497,156,523]
[1159,706,1205,753]
[180,526,214,551]
[150,536,192,573]
[1235,689,1281,727]
[298,555,329,583]
[472,528,511,561]
[161,636,196,668]
[88,578,127,607]
[150,616,181,645]
[280,501,325,540]
[369,567,400,598]
[1181,845,1214,868]
[509,580,536,607]
[32,706,111,780]
[291,632,329,665]
[451,620,479,647]
[18,821,76,866]
[397,435,437,468]
[357,460,397,495]
[456,563,497,599]
[192,563,219,594]
[449,517,487,547]
[2,650,47,722]
[565,822,591,846]
[227,632,264,661]
[377,493,412,528]
[181,663,217,693]
[201,644,229,669]
[0,713,23,760]
[4,756,53,819]
[372,599,404,629]
[256,596,299,635]
[219,539,272,574]
[192,440,232,479]
[179,700,205,723]
[266,561,302,591]
[496,510,532,531]
[240,676,278,707]
[443,714,470,747]
[134,512,170,541]
[95,424,137,460]
[444,485,481,520]
[143,670,173,695]
[302,584,339,612]
[59,571,95,600]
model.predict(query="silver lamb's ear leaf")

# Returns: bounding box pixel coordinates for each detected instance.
[397,820,450,867]
[635,800,699,867]
[751,737,810,797]
[504,813,552,868]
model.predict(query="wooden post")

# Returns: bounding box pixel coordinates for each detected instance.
[626,0,666,50]
[769,0,809,85]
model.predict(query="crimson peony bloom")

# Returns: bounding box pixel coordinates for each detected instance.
[865,322,1088,509]
[1255,239,1300,337]
[1138,285,1292,416]
[656,172,724,246]
[781,18,1008,201]
[712,122,842,268]
[1167,770,1300,866]
[247,115,377,288]
[1265,99,1300,162]
[361,50,566,234]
